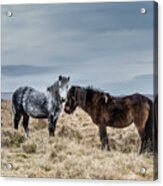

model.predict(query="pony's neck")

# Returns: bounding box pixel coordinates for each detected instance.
[47,89,61,103]
[78,90,111,118]
[77,90,92,116]
[78,102,88,113]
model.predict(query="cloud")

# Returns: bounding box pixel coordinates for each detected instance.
[1,2,154,66]
[105,74,153,95]
[1,2,155,93]
[1,65,60,76]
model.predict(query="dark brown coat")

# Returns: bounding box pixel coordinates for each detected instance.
[65,86,156,153]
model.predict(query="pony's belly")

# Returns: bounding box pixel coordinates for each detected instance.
[25,105,48,118]
[108,119,133,128]
[108,116,133,128]
[30,114,47,119]
[106,109,134,128]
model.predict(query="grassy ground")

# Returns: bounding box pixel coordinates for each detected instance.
[1,100,156,180]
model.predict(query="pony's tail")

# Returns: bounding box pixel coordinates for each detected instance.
[12,92,17,115]
[11,92,17,129]
[144,99,157,152]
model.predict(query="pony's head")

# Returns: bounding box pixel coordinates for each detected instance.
[64,86,86,114]
[47,75,70,102]
[58,75,70,102]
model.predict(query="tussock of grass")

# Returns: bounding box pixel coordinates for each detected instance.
[1,101,156,180]
[40,165,51,172]
[21,141,37,154]
[57,125,83,140]
[30,119,48,131]
[1,128,25,147]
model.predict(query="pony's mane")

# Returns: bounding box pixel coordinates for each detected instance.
[85,86,110,96]
[47,81,59,90]
[70,85,111,97]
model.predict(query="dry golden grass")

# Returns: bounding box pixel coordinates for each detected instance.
[1,100,156,180]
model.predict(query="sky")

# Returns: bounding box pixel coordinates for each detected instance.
[1,2,156,95]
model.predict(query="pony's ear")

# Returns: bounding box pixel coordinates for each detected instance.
[67,76,70,81]
[47,86,50,91]
[104,95,108,104]
[59,75,62,81]
[99,94,109,104]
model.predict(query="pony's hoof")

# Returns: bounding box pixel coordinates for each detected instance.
[27,134,31,138]
[25,132,31,139]
[49,132,55,137]
[107,147,111,151]
[49,128,55,137]
[101,146,110,151]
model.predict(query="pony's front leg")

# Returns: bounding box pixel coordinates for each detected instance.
[48,114,58,137]
[99,125,110,151]
[22,113,30,138]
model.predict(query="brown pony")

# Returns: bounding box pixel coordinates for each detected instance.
[64,86,156,153]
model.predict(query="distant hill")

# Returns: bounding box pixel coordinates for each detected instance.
[1,91,154,102]
[1,92,13,100]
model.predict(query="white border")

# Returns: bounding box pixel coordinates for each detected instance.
[0,0,162,185]
[0,0,155,5]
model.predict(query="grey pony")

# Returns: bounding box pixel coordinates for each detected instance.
[12,75,70,137]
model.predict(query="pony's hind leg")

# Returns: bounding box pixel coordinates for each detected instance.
[140,120,153,154]
[99,125,110,151]
[141,104,154,153]
[14,112,22,130]
[135,123,149,154]
[134,109,152,154]
[139,132,148,154]
[139,131,153,154]
[22,113,30,137]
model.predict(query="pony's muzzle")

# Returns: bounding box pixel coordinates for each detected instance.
[61,98,66,103]
[64,106,71,114]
